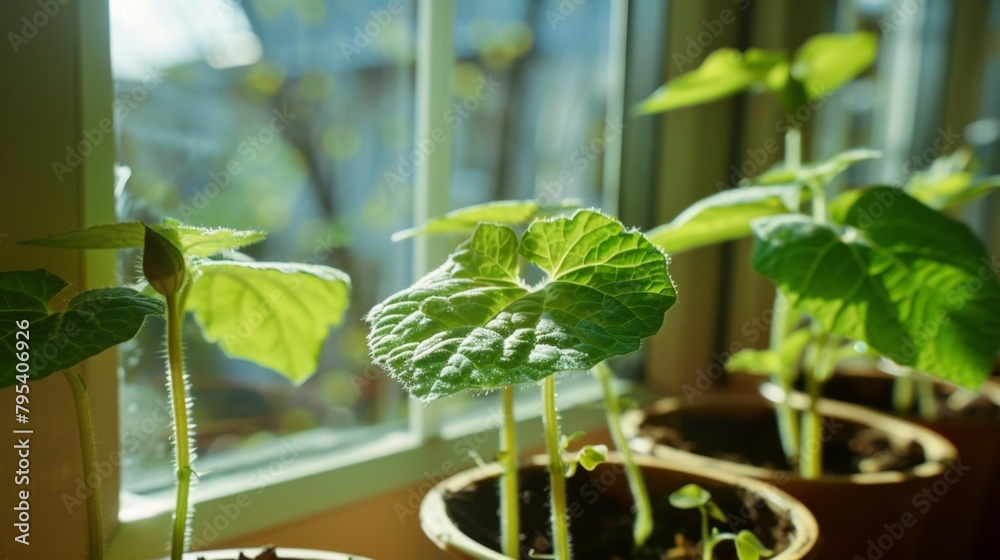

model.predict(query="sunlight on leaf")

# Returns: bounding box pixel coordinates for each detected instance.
[367,210,676,400]
[186,260,351,384]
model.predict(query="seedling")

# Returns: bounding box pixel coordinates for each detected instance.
[639,33,1000,477]
[0,269,163,559]
[385,200,659,552]
[24,221,351,560]
[668,484,772,560]
[367,209,676,559]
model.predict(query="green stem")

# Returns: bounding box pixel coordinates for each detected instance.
[916,377,938,420]
[799,330,834,479]
[542,376,571,560]
[500,386,519,558]
[892,375,915,414]
[699,505,710,555]
[769,126,805,467]
[595,362,652,548]
[166,293,194,560]
[65,370,104,560]
[769,296,800,467]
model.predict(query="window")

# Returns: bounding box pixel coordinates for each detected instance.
[110,0,630,515]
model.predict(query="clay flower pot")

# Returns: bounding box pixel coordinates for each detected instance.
[820,368,1000,558]
[623,394,957,559]
[420,453,817,559]
[177,547,373,560]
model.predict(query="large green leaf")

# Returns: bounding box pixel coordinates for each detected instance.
[792,32,877,99]
[22,221,266,257]
[636,49,785,114]
[366,210,676,400]
[751,188,1000,389]
[391,199,582,241]
[0,270,164,387]
[647,186,801,254]
[185,260,351,383]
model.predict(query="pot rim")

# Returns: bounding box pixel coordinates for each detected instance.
[176,547,372,560]
[420,452,818,560]
[621,394,958,485]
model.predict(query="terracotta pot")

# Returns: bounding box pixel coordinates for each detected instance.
[821,369,1000,559]
[176,548,372,559]
[420,453,817,560]
[622,394,957,560]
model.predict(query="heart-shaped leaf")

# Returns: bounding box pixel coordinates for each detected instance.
[669,483,712,509]
[647,186,801,254]
[577,444,607,471]
[366,210,676,400]
[752,188,1000,389]
[186,260,351,384]
[391,199,582,241]
[0,270,164,387]
[636,49,785,114]
[735,530,773,560]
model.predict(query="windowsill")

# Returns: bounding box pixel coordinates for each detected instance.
[108,376,647,559]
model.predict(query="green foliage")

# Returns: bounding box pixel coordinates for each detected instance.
[22,221,266,256]
[390,199,582,241]
[669,483,712,509]
[22,219,350,385]
[749,148,881,187]
[903,149,1000,210]
[0,270,163,387]
[734,530,773,560]
[366,210,676,400]
[788,32,878,101]
[638,32,876,115]
[646,186,801,254]
[669,483,772,560]
[636,49,785,114]
[186,260,351,383]
[726,329,809,383]
[752,187,1000,389]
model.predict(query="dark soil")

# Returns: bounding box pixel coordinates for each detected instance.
[445,466,790,560]
[822,373,1000,422]
[638,406,926,474]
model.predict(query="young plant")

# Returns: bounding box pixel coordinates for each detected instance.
[0,269,164,559]
[388,199,659,551]
[639,33,1000,477]
[367,209,676,559]
[25,221,351,560]
[668,484,772,560]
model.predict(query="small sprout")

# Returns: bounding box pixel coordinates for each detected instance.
[669,483,773,560]
[577,444,607,471]
[668,483,712,509]
[142,224,187,297]
[735,530,773,560]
